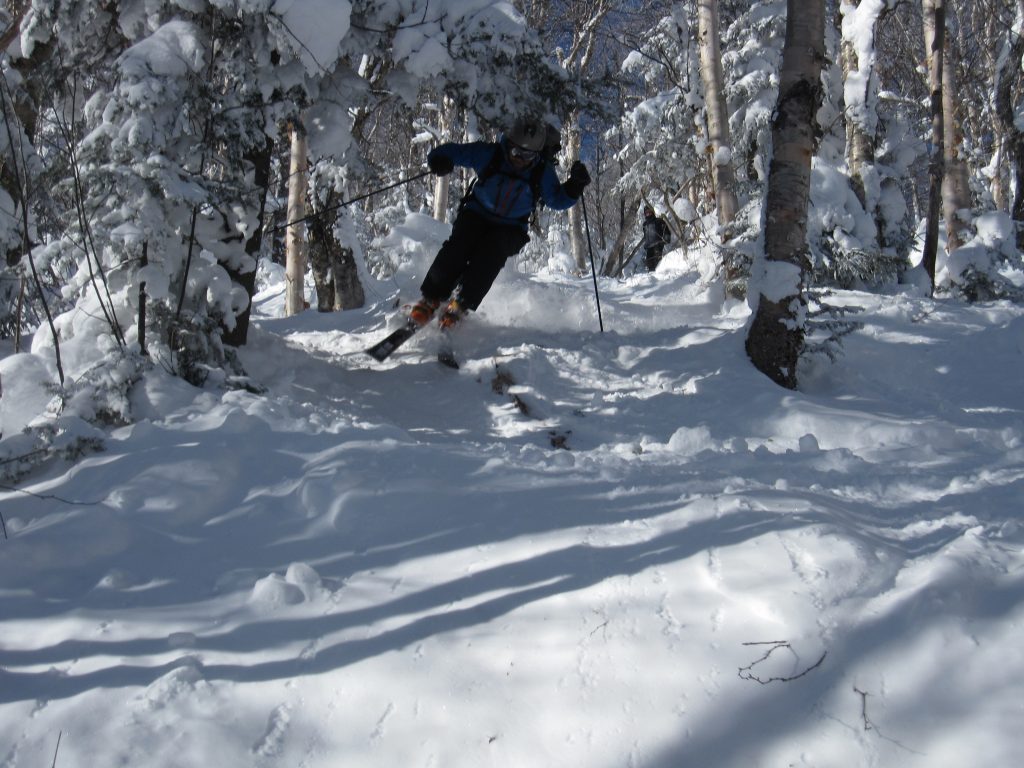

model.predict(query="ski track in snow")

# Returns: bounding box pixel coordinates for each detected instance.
[2,272,1023,767]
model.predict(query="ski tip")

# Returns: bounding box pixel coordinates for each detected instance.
[365,321,419,363]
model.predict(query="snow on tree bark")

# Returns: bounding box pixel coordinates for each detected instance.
[697,0,738,232]
[285,121,308,318]
[995,3,1024,248]
[746,0,824,390]
[921,0,946,290]
[940,30,972,254]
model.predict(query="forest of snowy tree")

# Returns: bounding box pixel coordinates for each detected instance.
[1,0,1023,445]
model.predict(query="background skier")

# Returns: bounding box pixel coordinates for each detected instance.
[641,205,671,272]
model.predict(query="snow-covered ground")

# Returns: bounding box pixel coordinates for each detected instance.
[2,254,1023,767]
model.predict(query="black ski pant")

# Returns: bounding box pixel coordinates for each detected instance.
[644,246,664,272]
[420,209,530,311]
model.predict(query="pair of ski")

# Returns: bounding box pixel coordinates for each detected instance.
[365,315,460,369]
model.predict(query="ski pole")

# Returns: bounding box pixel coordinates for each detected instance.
[580,196,604,333]
[270,169,432,232]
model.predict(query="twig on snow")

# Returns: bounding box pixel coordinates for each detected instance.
[738,640,827,684]
[0,483,100,506]
[854,686,873,731]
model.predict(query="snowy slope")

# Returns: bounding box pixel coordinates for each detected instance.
[2,261,1023,768]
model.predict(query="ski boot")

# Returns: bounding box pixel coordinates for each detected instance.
[408,297,441,326]
[438,298,465,330]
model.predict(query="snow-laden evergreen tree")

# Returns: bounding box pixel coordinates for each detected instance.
[7,1,352,388]
[718,1,787,292]
[721,1,786,196]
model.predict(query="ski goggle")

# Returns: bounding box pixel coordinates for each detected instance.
[508,143,538,162]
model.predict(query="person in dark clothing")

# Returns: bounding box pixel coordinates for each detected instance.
[409,119,591,329]
[641,205,671,272]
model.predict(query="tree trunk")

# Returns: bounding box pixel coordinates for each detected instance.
[921,0,946,291]
[565,119,587,273]
[995,3,1024,247]
[839,0,881,222]
[137,241,148,355]
[989,130,1009,215]
[308,211,337,312]
[0,2,32,52]
[222,135,272,347]
[745,0,824,390]
[433,171,451,224]
[284,121,307,316]
[940,32,971,253]
[308,195,365,311]
[697,0,739,232]
[600,200,640,277]
[432,96,455,223]
[333,245,365,310]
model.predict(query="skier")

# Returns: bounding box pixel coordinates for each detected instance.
[409,118,591,329]
[641,205,671,272]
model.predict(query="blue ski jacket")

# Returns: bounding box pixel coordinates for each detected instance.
[428,139,578,229]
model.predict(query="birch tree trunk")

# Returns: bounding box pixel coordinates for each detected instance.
[432,168,451,224]
[432,96,455,223]
[285,121,307,316]
[839,0,883,235]
[940,32,972,253]
[697,0,739,231]
[921,0,946,290]
[745,0,824,390]
[565,120,587,272]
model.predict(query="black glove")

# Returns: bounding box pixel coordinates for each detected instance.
[563,161,591,199]
[427,152,454,176]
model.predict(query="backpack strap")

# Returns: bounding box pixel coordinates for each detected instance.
[528,162,545,209]
[459,145,545,224]
[459,147,505,212]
